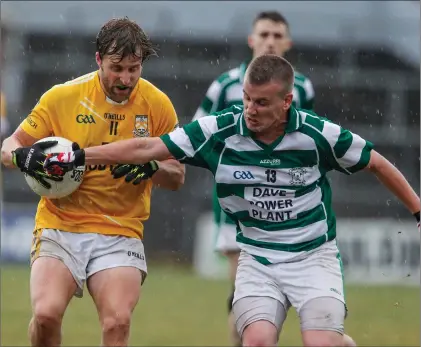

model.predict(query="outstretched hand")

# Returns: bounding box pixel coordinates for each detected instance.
[111,161,159,185]
[43,142,85,177]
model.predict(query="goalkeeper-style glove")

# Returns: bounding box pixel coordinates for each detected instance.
[12,140,63,189]
[111,161,159,185]
[43,142,85,176]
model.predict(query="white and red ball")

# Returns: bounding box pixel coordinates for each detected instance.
[24,136,85,199]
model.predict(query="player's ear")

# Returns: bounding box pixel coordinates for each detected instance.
[95,52,102,68]
[283,93,294,111]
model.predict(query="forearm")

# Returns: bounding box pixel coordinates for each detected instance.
[1,136,22,167]
[84,137,170,166]
[367,151,420,214]
[152,159,185,191]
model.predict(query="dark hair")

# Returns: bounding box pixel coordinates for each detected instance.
[246,54,294,92]
[253,11,289,29]
[96,17,157,63]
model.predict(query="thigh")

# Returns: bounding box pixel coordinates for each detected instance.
[86,235,145,317]
[233,252,289,335]
[234,251,287,305]
[30,256,77,317]
[31,228,94,298]
[233,296,287,339]
[86,234,147,281]
[281,241,345,312]
[300,297,346,334]
[87,267,142,320]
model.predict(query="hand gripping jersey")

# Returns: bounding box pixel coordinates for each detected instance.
[20,71,179,239]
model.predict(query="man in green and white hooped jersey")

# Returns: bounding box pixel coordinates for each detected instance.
[193,14,314,259]
[193,62,314,257]
[192,12,315,345]
[46,54,421,346]
[164,56,419,346]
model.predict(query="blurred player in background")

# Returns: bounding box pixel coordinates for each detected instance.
[1,17,184,347]
[1,91,9,142]
[192,11,314,346]
[43,54,421,347]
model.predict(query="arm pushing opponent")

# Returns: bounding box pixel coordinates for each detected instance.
[41,121,420,231]
[45,137,169,171]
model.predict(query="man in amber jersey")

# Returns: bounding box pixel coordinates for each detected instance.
[1,17,185,347]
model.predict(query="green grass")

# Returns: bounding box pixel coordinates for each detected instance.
[1,264,419,346]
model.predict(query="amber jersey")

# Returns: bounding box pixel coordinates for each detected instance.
[19,72,179,239]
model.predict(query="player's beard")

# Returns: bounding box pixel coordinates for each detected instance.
[99,68,133,103]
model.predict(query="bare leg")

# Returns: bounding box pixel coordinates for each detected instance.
[87,267,142,347]
[29,257,77,347]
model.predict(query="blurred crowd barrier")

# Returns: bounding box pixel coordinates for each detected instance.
[194,213,420,286]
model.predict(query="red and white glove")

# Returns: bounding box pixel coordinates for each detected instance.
[43,142,85,176]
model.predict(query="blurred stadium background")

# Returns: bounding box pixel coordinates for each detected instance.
[1,1,419,345]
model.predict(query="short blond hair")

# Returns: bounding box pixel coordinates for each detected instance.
[246,54,294,92]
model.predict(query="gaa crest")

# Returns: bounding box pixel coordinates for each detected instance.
[288,167,307,186]
[133,115,149,137]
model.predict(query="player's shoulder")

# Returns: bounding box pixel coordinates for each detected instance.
[200,104,243,129]
[293,70,314,100]
[298,108,337,134]
[42,71,97,101]
[294,70,312,85]
[203,105,244,127]
[214,65,243,86]
[213,104,244,117]
[135,78,172,106]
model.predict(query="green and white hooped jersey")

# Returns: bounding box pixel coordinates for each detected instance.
[192,61,315,122]
[193,61,315,228]
[162,105,373,264]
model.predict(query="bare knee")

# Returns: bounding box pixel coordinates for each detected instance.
[32,305,63,330]
[242,321,278,347]
[101,310,132,335]
[302,330,344,347]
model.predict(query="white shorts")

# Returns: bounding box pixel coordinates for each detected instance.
[215,223,241,253]
[233,240,345,313]
[30,228,147,298]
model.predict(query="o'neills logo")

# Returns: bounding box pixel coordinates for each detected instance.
[104,113,125,121]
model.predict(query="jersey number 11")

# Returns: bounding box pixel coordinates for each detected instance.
[109,121,119,136]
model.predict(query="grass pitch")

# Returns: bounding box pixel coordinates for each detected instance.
[1,264,419,346]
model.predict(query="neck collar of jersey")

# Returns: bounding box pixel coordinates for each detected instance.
[236,106,302,137]
[94,71,139,106]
